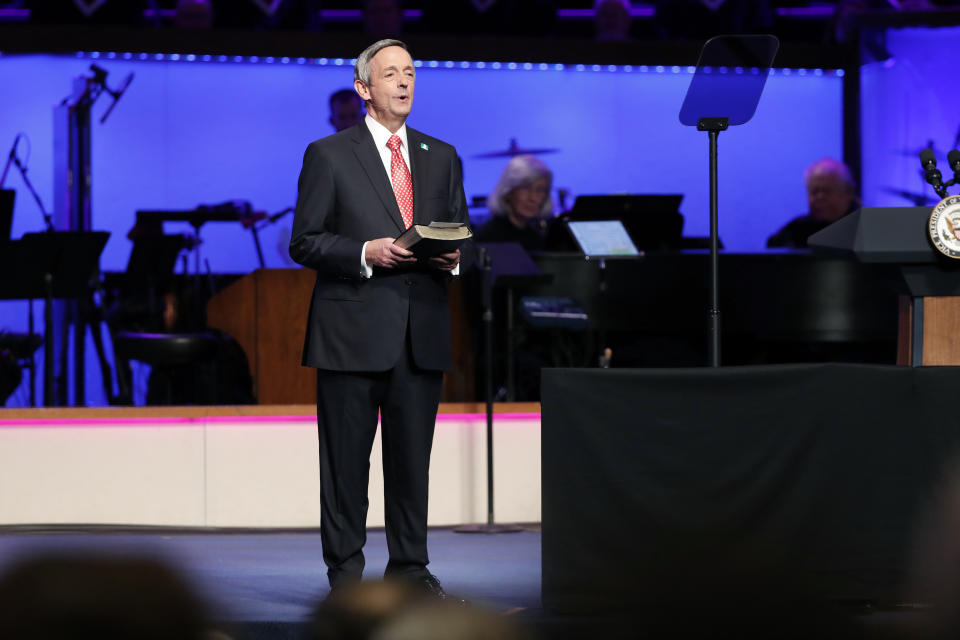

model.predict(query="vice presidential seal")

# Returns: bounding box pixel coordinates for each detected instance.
[928,196,960,259]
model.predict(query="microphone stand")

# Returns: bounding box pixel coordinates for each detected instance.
[455,248,523,535]
[0,137,17,187]
[250,206,294,269]
[3,145,54,232]
[921,150,950,199]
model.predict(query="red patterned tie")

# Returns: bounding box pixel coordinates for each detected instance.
[386,135,414,229]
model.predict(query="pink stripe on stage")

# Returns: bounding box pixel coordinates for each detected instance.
[0,412,540,428]
[436,413,541,422]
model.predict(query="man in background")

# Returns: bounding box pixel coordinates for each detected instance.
[328,88,364,132]
[767,157,860,249]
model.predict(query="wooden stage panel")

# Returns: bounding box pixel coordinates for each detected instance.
[0,403,541,528]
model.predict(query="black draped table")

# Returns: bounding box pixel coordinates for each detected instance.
[542,364,960,612]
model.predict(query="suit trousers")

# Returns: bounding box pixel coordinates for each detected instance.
[315,328,443,588]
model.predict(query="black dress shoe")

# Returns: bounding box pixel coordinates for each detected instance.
[414,574,468,605]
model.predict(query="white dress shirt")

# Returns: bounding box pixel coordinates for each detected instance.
[361,114,410,278]
[365,113,410,178]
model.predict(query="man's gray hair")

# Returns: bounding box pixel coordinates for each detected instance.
[488,155,555,218]
[803,157,856,193]
[354,39,408,85]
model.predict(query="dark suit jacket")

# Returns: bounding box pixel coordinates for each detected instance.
[290,122,470,373]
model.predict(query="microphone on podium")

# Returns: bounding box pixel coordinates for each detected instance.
[947,149,960,186]
[921,148,948,199]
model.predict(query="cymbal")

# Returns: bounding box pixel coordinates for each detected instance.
[473,138,559,159]
[879,186,937,206]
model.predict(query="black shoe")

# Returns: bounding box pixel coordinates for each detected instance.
[415,574,468,605]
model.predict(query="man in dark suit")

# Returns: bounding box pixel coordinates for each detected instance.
[289,39,469,599]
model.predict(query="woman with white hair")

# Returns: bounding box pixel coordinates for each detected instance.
[475,154,554,252]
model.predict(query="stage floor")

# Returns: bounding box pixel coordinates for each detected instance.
[0,526,542,638]
[0,525,930,640]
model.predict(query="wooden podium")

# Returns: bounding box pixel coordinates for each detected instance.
[809,206,960,366]
[207,268,475,404]
[208,269,316,404]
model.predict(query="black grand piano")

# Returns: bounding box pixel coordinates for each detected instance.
[522,251,899,369]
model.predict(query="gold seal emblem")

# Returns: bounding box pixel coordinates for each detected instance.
[928,195,960,259]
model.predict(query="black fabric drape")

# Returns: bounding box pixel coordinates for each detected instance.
[542,364,960,612]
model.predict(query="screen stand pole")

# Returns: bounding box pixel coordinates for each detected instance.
[698,117,728,368]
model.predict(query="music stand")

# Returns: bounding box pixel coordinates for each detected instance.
[679,34,778,367]
[455,242,551,535]
[0,231,108,406]
[481,242,553,401]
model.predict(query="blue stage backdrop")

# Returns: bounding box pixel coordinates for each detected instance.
[861,26,960,211]
[0,52,842,407]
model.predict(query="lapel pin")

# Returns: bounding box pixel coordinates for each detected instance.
[420,142,429,151]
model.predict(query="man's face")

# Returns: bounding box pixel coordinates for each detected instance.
[807,173,852,222]
[329,97,363,132]
[355,46,415,129]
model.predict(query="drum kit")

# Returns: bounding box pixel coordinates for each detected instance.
[472,137,559,159]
